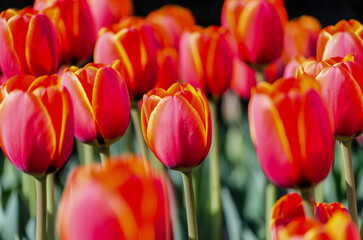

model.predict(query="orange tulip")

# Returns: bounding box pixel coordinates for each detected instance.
[0,74,73,176]
[94,17,158,99]
[179,26,233,96]
[0,7,59,79]
[61,63,130,147]
[297,55,363,139]
[317,19,363,67]
[249,75,334,188]
[222,0,286,65]
[146,4,195,49]
[141,83,212,171]
[57,154,173,240]
[284,15,321,58]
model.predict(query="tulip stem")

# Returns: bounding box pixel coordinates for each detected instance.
[209,98,221,240]
[181,170,199,240]
[265,181,276,240]
[300,187,314,218]
[46,174,55,240]
[35,175,47,240]
[340,140,358,225]
[83,143,94,165]
[99,146,110,168]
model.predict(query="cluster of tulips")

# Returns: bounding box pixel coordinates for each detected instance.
[0,0,362,239]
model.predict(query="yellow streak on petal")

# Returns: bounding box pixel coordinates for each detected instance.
[115,30,135,81]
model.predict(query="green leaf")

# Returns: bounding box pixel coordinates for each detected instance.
[221,187,242,240]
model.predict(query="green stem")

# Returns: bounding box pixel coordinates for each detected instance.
[181,171,199,240]
[46,174,55,240]
[209,98,221,240]
[131,103,149,161]
[340,140,358,225]
[22,173,37,217]
[300,187,314,218]
[265,181,276,240]
[255,68,265,83]
[314,182,324,203]
[35,176,47,240]
[83,144,94,165]
[99,146,110,168]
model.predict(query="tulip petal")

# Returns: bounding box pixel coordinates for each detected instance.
[92,67,130,144]
[94,31,123,65]
[249,94,296,188]
[0,90,56,173]
[146,95,206,169]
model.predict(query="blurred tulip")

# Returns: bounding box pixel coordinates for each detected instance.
[155,47,179,90]
[87,0,133,32]
[179,26,233,96]
[248,75,334,188]
[282,55,309,79]
[231,57,256,100]
[141,83,211,171]
[297,55,363,139]
[61,63,130,147]
[35,0,96,63]
[222,0,285,65]
[0,8,59,79]
[58,154,173,240]
[263,56,285,83]
[0,74,73,176]
[284,15,321,58]
[95,17,158,99]
[317,19,363,67]
[146,5,195,49]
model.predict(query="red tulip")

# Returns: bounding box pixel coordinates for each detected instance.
[35,0,96,62]
[284,15,321,58]
[297,55,363,139]
[222,0,286,65]
[0,8,59,79]
[231,57,256,100]
[94,17,158,99]
[58,154,173,240]
[61,63,130,147]
[141,83,212,171]
[283,55,309,79]
[0,74,73,175]
[248,75,334,188]
[146,5,195,49]
[317,19,363,67]
[155,47,179,90]
[179,26,233,96]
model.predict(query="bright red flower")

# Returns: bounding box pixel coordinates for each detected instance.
[179,26,233,96]
[248,75,334,188]
[0,74,73,176]
[231,57,256,100]
[94,17,158,99]
[141,83,212,171]
[0,7,59,79]
[57,154,173,240]
[61,63,130,147]
[154,47,179,90]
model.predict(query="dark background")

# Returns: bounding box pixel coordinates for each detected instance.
[1,0,363,28]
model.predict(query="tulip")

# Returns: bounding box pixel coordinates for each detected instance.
[58,154,173,240]
[0,74,73,175]
[317,19,363,67]
[179,26,233,97]
[231,57,257,100]
[282,55,309,79]
[284,15,321,58]
[35,0,96,63]
[0,8,59,79]
[141,82,211,171]
[155,47,179,90]
[146,4,195,49]
[61,63,130,148]
[248,75,334,189]
[221,0,285,65]
[95,17,158,99]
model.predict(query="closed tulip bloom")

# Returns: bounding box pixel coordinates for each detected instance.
[231,57,256,100]
[317,19,363,67]
[61,63,130,147]
[58,155,173,240]
[146,5,195,49]
[284,15,321,58]
[180,26,233,96]
[222,0,285,65]
[297,55,363,139]
[95,17,158,99]
[0,74,73,176]
[155,47,179,90]
[141,83,212,171]
[0,8,59,79]
[248,76,334,188]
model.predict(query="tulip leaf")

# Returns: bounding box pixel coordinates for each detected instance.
[221,187,242,240]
